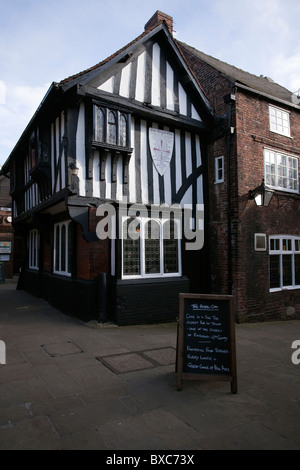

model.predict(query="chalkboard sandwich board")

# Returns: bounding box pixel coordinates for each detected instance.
[176,294,237,393]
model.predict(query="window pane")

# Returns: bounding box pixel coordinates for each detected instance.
[61,224,66,272]
[108,110,117,145]
[282,254,292,286]
[295,254,300,285]
[33,231,37,267]
[283,239,292,251]
[36,232,39,267]
[68,223,73,274]
[145,220,160,274]
[270,238,279,251]
[95,107,104,141]
[163,220,178,273]
[278,155,287,188]
[119,114,127,146]
[265,151,276,187]
[55,226,60,271]
[288,157,298,190]
[270,255,280,288]
[123,218,140,275]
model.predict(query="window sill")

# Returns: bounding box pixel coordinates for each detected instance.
[117,275,188,285]
[53,272,72,278]
[91,141,133,154]
[269,130,292,139]
[270,286,300,293]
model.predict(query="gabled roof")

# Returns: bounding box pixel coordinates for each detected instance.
[57,19,215,127]
[59,29,150,87]
[59,16,298,110]
[178,41,298,107]
[2,11,299,177]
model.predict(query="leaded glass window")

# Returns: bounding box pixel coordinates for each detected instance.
[123,218,140,276]
[145,220,160,274]
[163,220,179,273]
[119,114,127,146]
[108,110,117,145]
[95,107,105,142]
[93,105,130,148]
[122,217,181,278]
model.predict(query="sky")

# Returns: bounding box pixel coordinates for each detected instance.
[1,0,300,167]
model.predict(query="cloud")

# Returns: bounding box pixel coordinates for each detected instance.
[177,0,300,91]
[1,0,300,165]
[9,83,50,116]
[271,53,300,92]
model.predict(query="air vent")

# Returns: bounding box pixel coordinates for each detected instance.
[254,233,267,251]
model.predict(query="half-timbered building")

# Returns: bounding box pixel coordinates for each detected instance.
[2,11,300,324]
[1,12,216,324]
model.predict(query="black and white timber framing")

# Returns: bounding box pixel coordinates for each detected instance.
[1,19,217,324]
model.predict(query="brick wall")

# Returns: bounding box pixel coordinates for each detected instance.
[234,90,300,321]
[182,47,300,322]
[76,207,110,281]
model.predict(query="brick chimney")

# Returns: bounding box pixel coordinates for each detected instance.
[144,11,173,35]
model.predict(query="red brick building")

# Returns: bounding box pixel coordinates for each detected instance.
[179,42,300,321]
[1,11,300,323]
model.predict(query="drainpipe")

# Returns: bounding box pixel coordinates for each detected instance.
[224,92,236,295]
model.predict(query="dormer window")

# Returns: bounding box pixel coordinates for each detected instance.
[93,104,131,149]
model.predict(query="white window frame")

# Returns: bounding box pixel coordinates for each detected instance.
[121,216,182,279]
[29,229,39,270]
[264,148,299,193]
[53,221,72,277]
[269,105,291,137]
[269,235,300,292]
[215,156,224,184]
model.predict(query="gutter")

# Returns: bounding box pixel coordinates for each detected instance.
[235,82,300,110]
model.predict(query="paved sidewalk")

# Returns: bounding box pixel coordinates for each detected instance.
[0,278,299,450]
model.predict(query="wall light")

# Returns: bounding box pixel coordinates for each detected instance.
[249,179,274,207]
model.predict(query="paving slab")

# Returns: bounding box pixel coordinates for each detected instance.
[0,416,60,450]
[0,280,300,450]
